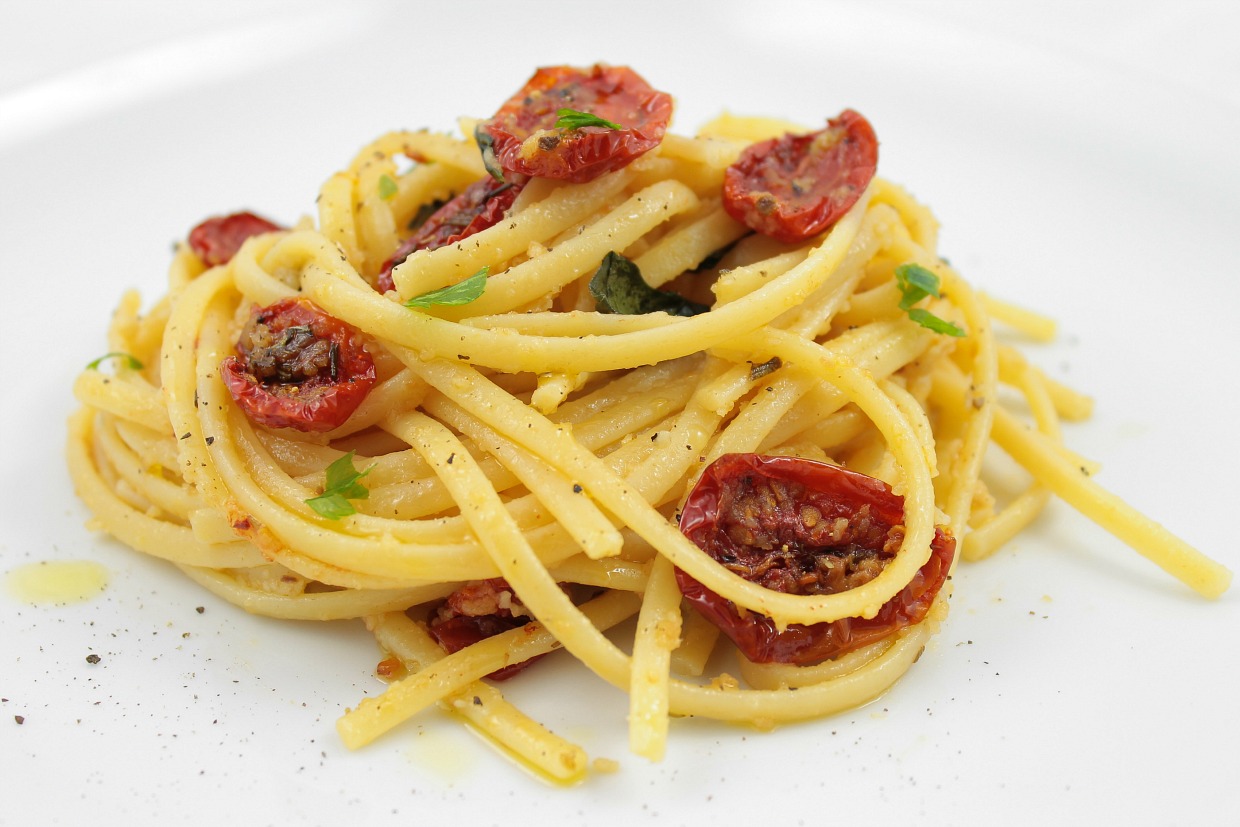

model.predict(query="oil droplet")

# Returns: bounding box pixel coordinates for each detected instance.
[5,560,109,604]
[405,726,475,783]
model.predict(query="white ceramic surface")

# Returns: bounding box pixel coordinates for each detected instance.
[2,2,1237,825]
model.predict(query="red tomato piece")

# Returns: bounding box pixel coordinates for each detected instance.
[722,110,878,243]
[188,211,283,267]
[477,64,673,184]
[375,175,525,293]
[428,579,543,680]
[220,298,375,433]
[675,453,955,665]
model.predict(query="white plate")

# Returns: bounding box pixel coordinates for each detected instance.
[2,2,1237,824]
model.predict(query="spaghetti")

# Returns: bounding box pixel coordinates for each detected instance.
[68,64,1230,783]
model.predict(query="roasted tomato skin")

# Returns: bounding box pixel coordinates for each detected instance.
[722,110,878,243]
[375,175,525,293]
[675,453,955,665]
[478,64,673,184]
[188,211,283,267]
[428,579,542,680]
[220,298,375,433]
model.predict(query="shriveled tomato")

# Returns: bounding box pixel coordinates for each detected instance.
[722,110,878,243]
[375,175,525,293]
[477,64,673,184]
[428,579,543,680]
[220,298,375,433]
[188,211,283,267]
[675,453,954,665]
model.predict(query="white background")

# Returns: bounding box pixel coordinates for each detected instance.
[1,2,1237,825]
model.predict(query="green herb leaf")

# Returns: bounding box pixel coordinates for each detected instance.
[589,252,710,317]
[696,239,741,271]
[907,307,966,337]
[894,263,941,310]
[474,124,505,182]
[86,351,144,371]
[378,174,398,200]
[408,197,448,231]
[403,267,489,309]
[555,108,623,131]
[305,451,373,519]
[304,492,356,520]
[894,263,966,337]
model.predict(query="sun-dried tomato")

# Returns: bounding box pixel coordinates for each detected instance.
[427,579,542,681]
[675,453,954,665]
[477,64,672,184]
[375,175,525,293]
[722,110,878,243]
[188,211,283,267]
[220,298,375,433]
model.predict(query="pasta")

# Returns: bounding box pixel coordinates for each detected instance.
[68,64,1231,784]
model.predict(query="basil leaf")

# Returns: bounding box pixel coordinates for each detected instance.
[555,108,623,131]
[589,252,709,317]
[86,352,144,371]
[305,451,373,519]
[474,124,505,182]
[696,239,742,271]
[378,174,398,200]
[894,263,965,337]
[408,197,447,231]
[403,267,489,309]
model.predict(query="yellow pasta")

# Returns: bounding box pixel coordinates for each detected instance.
[67,65,1230,783]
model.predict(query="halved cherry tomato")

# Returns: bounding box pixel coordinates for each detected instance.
[427,579,543,680]
[722,110,878,243]
[188,211,283,267]
[675,453,954,665]
[220,298,375,433]
[477,64,673,184]
[375,175,525,293]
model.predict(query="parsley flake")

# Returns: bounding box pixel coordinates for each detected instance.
[555,108,623,131]
[403,267,489,309]
[894,263,966,337]
[378,174,398,200]
[305,451,373,520]
[86,352,144,371]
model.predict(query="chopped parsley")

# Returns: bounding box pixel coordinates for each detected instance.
[305,451,373,520]
[378,174,398,200]
[894,263,966,337]
[85,352,144,371]
[403,266,489,309]
[555,108,623,131]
